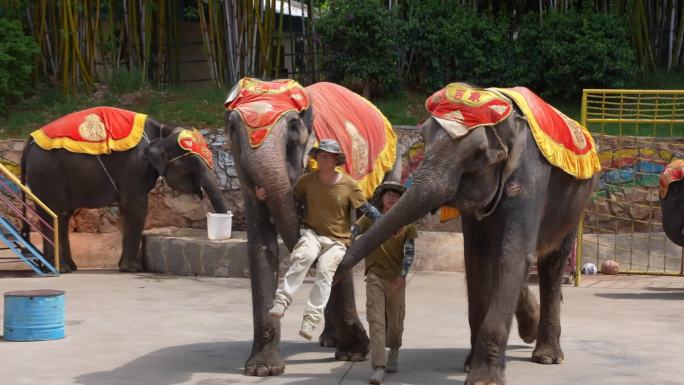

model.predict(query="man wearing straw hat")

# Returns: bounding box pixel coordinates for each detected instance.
[257,139,382,340]
[354,181,417,384]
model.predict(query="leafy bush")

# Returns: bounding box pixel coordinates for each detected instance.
[316,0,400,96]
[107,67,146,94]
[514,11,637,99]
[400,2,513,91]
[0,18,39,113]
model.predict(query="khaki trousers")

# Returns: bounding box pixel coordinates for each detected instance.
[274,228,346,328]
[366,271,406,368]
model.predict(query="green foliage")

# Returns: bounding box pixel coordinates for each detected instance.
[400,2,513,91]
[316,0,399,95]
[514,11,637,99]
[107,67,146,94]
[0,18,39,113]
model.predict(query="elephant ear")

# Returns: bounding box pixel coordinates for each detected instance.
[300,108,316,169]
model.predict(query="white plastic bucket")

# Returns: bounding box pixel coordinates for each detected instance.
[207,211,233,240]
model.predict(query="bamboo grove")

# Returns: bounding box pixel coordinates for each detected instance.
[0,0,316,93]
[2,1,684,93]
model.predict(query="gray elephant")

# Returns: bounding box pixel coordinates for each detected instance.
[659,159,684,246]
[21,106,227,273]
[224,78,399,376]
[337,84,600,385]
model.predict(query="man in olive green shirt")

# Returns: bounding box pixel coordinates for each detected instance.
[262,139,382,340]
[355,181,417,384]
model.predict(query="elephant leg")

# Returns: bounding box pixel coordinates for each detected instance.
[328,269,369,361]
[462,222,492,373]
[59,211,77,271]
[36,208,61,273]
[464,217,536,385]
[516,284,540,344]
[318,305,337,347]
[118,197,148,272]
[532,232,574,365]
[244,196,285,376]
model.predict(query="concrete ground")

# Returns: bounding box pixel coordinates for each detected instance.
[0,271,683,385]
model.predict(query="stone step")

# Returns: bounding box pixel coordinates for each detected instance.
[142,227,465,278]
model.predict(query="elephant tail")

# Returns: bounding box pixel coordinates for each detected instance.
[19,138,33,240]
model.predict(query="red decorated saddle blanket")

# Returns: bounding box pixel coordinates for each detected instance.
[178,129,213,169]
[305,82,396,198]
[224,77,309,147]
[493,87,600,179]
[31,107,147,155]
[425,82,513,137]
[660,159,684,198]
[426,83,600,180]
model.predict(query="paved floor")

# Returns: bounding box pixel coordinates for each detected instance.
[0,271,683,385]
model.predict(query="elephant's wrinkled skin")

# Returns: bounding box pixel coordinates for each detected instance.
[21,118,227,273]
[226,81,403,374]
[661,179,684,246]
[338,113,597,385]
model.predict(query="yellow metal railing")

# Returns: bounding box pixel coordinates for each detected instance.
[0,163,59,272]
[577,89,684,285]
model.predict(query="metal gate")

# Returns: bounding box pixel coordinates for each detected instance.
[578,89,684,283]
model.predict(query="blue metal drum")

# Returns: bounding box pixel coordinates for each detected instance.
[3,289,65,341]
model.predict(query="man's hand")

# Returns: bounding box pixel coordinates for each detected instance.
[391,276,406,290]
[255,186,267,201]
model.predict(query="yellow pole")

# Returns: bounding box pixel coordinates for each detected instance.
[0,163,59,273]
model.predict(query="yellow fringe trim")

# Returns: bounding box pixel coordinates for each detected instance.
[32,113,147,155]
[493,88,601,180]
[355,99,398,198]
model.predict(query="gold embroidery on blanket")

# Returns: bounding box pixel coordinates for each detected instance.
[78,114,107,142]
[344,120,369,179]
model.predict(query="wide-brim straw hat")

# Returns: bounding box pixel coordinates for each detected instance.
[369,181,406,209]
[309,139,346,166]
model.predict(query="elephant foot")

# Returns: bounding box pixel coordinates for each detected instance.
[318,329,337,348]
[516,289,540,344]
[57,264,73,274]
[333,320,369,361]
[335,350,367,362]
[463,351,472,372]
[119,261,144,272]
[516,311,539,344]
[244,350,285,376]
[532,343,564,365]
[464,365,505,385]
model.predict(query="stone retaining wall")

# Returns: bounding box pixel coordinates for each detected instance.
[0,127,457,235]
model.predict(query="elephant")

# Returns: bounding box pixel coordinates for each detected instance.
[224,78,400,376]
[337,84,600,385]
[20,107,228,273]
[659,159,684,246]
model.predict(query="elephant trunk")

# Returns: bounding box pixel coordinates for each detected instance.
[246,121,301,251]
[661,198,684,247]
[345,166,455,268]
[199,167,229,214]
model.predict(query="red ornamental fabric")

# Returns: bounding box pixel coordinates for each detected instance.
[425,82,512,130]
[305,82,389,181]
[31,106,147,155]
[504,87,594,155]
[660,159,684,198]
[225,78,309,147]
[177,129,213,169]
